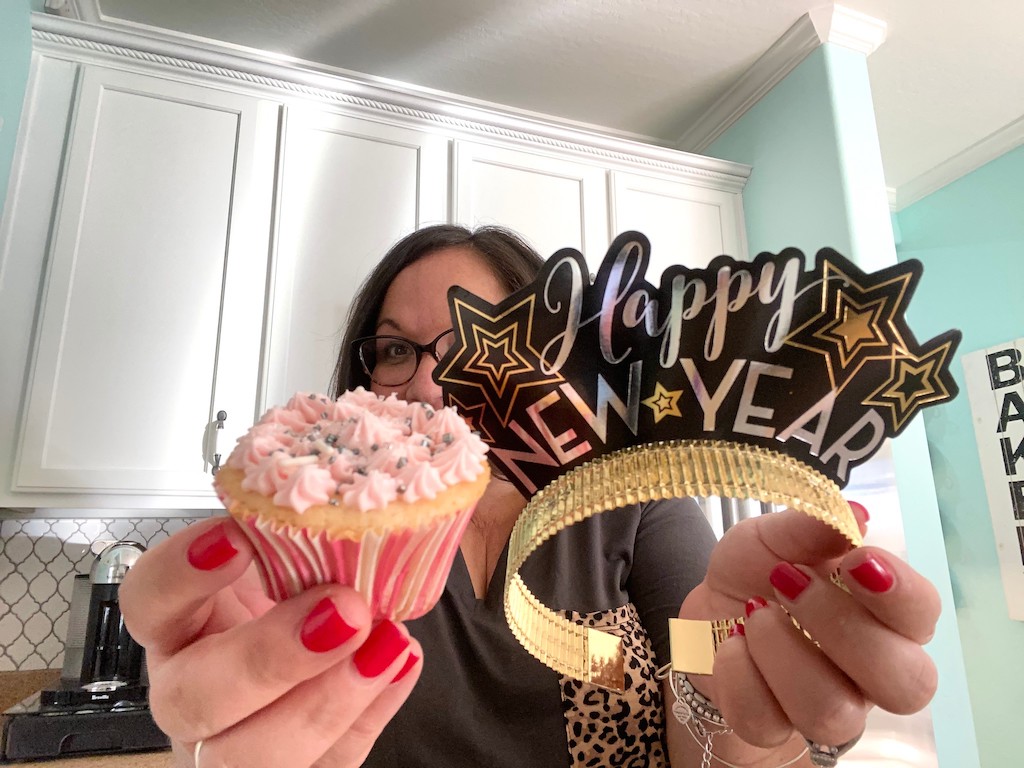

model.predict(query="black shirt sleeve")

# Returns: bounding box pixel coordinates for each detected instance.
[627,497,718,666]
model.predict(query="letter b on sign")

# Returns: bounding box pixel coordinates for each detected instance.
[987,348,1024,390]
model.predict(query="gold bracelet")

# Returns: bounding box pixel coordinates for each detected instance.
[503,440,861,691]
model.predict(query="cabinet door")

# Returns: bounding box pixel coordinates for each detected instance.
[610,170,748,274]
[261,109,449,408]
[454,140,608,261]
[14,66,277,500]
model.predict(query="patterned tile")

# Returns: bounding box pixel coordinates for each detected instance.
[0,613,22,646]
[0,573,29,604]
[23,613,52,644]
[0,517,207,671]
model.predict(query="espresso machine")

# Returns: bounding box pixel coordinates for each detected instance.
[1,541,170,762]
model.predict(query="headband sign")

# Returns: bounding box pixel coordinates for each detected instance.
[436,231,960,497]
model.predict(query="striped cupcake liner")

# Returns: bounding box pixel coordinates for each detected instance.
[237,505,477,621]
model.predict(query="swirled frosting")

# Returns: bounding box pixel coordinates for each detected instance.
[226,389,489,513]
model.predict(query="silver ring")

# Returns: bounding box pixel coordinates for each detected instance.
[806,732,863,766]
[193,739,204,767]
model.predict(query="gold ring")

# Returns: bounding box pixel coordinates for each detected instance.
[193,740,204,767]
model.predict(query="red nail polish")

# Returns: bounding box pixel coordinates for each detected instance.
[728,623,746,638]
[849,554,895,593]
[847,501,872,528]
[300,598,358,653]
[849,501,870,534]
[745,596,769,617]
[391,652,419,683]
[769,562,811,601]
[353,621,410,678]
[186,522,238,571]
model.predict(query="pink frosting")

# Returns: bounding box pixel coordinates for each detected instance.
[225,389,489,513]
[432,440,489,486]
[273,463,337,510]
[397,462,447,500]
[341,471,399,511]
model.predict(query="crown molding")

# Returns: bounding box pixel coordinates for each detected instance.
[676,4,887,154]
[30,14,751,191]
[675,14,821,154]
[891,114,1024,211]
[808,4,887,56]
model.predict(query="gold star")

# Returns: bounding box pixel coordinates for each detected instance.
[864,339,956,432]
[642,382,683,423]
[785,259,913,393]
[823,300,884,361]
[466,327,533,396]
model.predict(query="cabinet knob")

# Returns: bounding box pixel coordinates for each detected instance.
[211,410,228,474]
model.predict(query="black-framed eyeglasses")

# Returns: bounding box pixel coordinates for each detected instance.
[353,329,456,387]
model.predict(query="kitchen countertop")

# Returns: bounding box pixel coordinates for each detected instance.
[1,671,173,768]
[6,754,173,768]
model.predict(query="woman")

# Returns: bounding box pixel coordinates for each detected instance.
[121,225,940,767]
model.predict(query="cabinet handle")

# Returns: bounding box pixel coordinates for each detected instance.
[211,410,227,475]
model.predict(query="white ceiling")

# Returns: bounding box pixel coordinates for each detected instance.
[72,0,1024,208]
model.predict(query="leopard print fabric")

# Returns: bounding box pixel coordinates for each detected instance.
[559,603,667,767]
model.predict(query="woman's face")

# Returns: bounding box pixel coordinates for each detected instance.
[371,246,509,408]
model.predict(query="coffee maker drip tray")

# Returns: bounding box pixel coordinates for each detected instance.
[1,686,170,763]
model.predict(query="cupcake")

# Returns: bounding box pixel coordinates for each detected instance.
[213,389,490,621]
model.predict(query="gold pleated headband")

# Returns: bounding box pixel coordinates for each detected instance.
[503,440,861,691]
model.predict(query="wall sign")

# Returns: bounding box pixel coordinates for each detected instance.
[963,338,1024,620]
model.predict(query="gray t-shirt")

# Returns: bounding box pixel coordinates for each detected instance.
[365,497,716,767]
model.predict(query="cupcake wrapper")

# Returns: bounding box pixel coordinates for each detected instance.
[236,505,477,621]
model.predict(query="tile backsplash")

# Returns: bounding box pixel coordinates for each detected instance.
[0,516,205,672]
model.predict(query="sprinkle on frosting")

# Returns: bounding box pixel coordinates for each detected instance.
[226,389,489,513]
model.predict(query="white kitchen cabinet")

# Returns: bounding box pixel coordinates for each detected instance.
[261,108,449,409]
[453,140,610,261]
[2,19,750,512]
[610,170,748,274]
[11,65,278,504]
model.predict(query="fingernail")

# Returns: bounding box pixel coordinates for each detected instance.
[770,562,812,601]
[300,598,359,653]
[391,652,419,683]
[353,620,409,678]
[849,554,895,593]
[745,596,769,617]
[186,522,238,570]
[849,501,870,535]
[728,622,746,638]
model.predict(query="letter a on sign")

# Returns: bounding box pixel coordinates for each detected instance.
[965,338,1024,620]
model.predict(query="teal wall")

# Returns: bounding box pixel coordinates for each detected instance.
[710,46,853,258]
[709,44,980,768]
[0,1,32,218]
[895,144,1024,768]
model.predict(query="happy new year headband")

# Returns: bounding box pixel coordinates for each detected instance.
[435,231,960,690]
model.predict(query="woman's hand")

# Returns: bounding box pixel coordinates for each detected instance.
[677,503,940,754]
[120,518,421,768]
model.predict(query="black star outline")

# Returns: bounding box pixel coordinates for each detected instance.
[785,260,913,393]
[435,294,564,427]
[467,325,534,397]
[863,339,956,432]
[641,381,683,424]
[445,394,495,443]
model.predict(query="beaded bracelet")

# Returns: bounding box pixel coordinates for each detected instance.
[669,669,729,733]
[660,665,865,768]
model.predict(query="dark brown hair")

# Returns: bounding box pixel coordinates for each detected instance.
[330,224,544,397]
